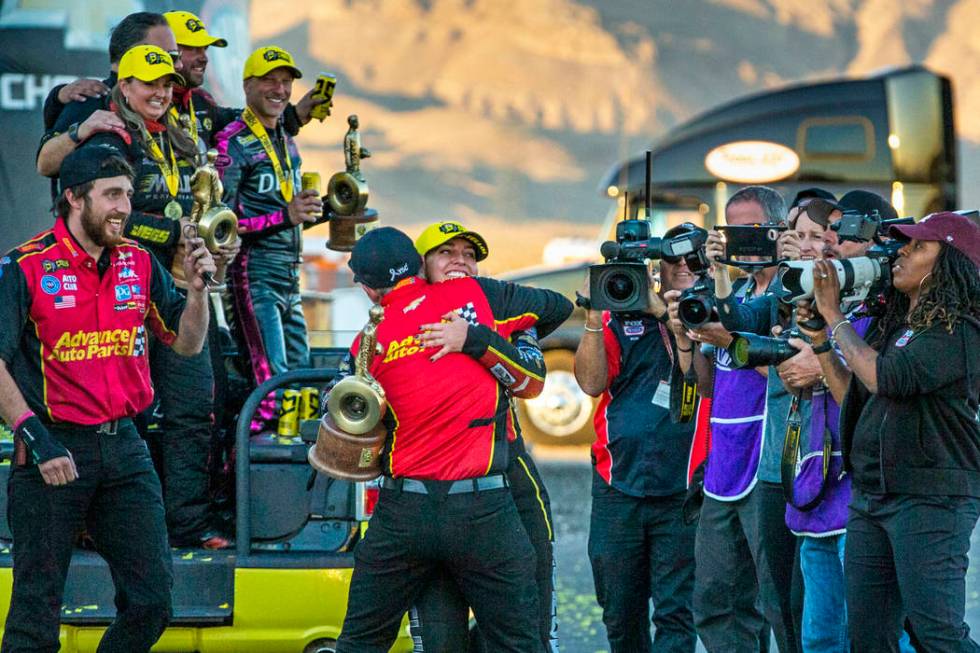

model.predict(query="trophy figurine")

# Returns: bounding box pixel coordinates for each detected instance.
[325,114,379,251]
[170,148,239,288]
[309,305,387,480]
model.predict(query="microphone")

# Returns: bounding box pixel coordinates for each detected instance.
[600,241,621,261]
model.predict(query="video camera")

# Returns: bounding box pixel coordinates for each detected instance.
[589,218,709,312]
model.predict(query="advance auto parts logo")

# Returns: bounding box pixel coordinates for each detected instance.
[47,326,144,362]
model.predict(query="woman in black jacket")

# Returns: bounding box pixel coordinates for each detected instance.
[807,211,980,652]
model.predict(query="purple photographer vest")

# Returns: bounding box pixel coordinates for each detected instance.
[704,346,768,501]
[785,314,872,535]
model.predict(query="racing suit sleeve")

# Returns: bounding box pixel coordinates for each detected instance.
[38,96,108,170]
[462,326,546,399]
[474,277,574,340]
[146,253,186,346]
[0,257,30,365]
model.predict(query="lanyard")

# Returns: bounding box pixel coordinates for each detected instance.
[657,321,699,421]
[141,127,180,198]
[657,322,674,366]
[242,107,294,202]
[170,93,197,144]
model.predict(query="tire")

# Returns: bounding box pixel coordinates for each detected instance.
[516,348,597,446]
[303,638,337,653]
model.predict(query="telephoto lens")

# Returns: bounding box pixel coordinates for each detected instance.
[726,332,801,369]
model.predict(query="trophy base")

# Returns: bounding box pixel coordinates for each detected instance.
[326,208,379,252]
[308,413,385,481]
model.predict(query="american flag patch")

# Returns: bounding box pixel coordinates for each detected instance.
[54,295,75,309]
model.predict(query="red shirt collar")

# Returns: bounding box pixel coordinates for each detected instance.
[380,277,426,306]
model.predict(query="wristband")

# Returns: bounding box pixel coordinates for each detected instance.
[583,324,603,333]
[12,410,34,431]
[15,415,69,465]
[676,345,692,353]
[811,340,833,355]
[830,319,850,341]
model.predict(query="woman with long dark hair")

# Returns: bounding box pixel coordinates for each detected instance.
[807,211,980,651]
[78,44,236,549]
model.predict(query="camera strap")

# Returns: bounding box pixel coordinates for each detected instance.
[780,391,832,511]
[659,322,698,421]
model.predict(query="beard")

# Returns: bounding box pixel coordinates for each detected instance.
[80,200,127,249]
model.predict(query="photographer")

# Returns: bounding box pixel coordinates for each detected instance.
[686,185,803,653]
[575,223,705,653]
[806,211,980,651]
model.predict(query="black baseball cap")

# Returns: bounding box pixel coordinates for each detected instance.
[790,187,836,209]
[59,145,134,191]
[834,190,898,221]
[349,227,423,290]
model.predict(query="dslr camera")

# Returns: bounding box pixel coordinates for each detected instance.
[590,219,709,312]
[778,213,913,311]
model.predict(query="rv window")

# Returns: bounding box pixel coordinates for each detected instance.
[800,117,872,160]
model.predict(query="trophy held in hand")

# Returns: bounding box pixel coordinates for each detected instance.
[309,305,387,481]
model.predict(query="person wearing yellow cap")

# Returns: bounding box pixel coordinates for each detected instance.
[74,43,239,551]
[408,220,560,652]
[213,46,322,432]
[163,11,326,155]
[38,12,183,178]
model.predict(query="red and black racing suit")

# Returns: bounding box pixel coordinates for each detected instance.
[0,220,186,652]
[335,275,571,653]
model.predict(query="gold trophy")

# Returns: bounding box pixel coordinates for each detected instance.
[191,149,239,252]
[308,305,387,481]
[325,114,379,251]
[170,147,239,287]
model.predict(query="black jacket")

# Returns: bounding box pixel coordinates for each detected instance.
[841,316,980,496]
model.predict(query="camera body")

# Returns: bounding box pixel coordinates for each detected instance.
[716,224,787,268]
[677,277,716,330]
[589,219,709,312]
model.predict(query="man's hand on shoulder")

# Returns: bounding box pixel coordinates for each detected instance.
[57,78,109,105]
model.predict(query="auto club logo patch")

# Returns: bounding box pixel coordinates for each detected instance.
[40,275,61,295]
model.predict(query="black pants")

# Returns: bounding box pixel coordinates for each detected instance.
[588,473,696,653]
[1,421,172,653]
[693,483,800,653]
[846,489,980,652]
[337,482,541,653]
[145,323,215,544]
[409,443,558,652]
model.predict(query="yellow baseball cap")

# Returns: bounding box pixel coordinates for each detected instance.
[164,11,228,48]
[415,221,489,261]
[118,45,185,85]
[242,46,302,80]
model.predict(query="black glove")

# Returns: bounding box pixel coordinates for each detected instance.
[15,415,70,465]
